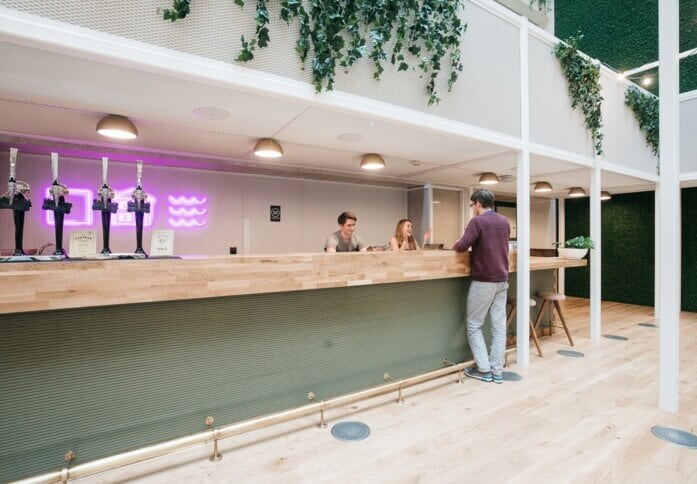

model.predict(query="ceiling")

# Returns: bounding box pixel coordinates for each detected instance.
[0,40,656,196]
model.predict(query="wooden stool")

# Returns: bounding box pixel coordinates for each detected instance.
[507,298,543,357]
[534,292,574,347]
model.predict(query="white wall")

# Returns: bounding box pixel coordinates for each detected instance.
[530,199,556,248]
[0,152,406,256]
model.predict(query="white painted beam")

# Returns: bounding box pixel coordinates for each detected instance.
[589,165,602,340]
[516,17,531,367]
[658,0,681,414]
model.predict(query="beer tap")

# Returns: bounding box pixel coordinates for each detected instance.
[1,148,32,256]
[127,160,150,256]
[42,153,72,257]
[92,157,119,255]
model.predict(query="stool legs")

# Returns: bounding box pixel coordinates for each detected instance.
[507,304,543,357]
[554,300,574,347]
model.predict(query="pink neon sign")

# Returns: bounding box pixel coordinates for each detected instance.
[167,194,207,228]
[44,187,94,227]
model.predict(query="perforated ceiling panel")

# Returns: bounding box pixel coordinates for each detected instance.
[0,0,520,136]
[528,36,593,157]
[600,73,657,175]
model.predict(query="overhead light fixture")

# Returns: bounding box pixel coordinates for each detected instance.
[254,138,284,158]
[568,187,587,197]
[478,172,500,185]
[601,191,612,200]
[96,114,138,140]
[533,181,553,192]
[360,153,385,170]
[642,75,653,87]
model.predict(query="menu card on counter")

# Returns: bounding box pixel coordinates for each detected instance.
[150,230,174,256]
[69,230,97,257]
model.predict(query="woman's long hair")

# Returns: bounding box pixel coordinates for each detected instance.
[394,219,418,250]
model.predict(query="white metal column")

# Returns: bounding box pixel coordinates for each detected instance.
[589,165,602,340]
[558,198,565,293]
[658,0,680,413]
[516,17,531,366]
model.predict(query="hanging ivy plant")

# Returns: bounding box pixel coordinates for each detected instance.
[553,35,604,156]
[158,0,466,105]
[625,86,659,157]
[529,0,550,12]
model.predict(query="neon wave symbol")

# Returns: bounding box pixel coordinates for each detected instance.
[168,218,207,228]
[168,195,207,206]
[168,207,207,216]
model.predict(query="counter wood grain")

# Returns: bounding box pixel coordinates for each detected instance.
[0,252,586,315]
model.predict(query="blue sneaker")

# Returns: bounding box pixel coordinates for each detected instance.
[464,367,493,382]
[492,373,503,384]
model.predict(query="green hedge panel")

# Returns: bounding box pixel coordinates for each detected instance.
[565,188,697,310]
[555,0,697,93]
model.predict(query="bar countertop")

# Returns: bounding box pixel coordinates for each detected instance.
[0,251,586,315]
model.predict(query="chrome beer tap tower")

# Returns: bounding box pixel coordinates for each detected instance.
[127,160,150,256]
[92,157,119,255]
[41,152,72,257]
[0,148,32,256]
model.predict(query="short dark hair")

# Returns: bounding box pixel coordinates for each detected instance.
[470,189,495,209]
[338,211,357,225]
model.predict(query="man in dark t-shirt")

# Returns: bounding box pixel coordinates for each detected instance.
[453,189,510,384]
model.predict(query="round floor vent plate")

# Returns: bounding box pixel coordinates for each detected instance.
[651,426,697,449]
[331,421,371,441]
[558,349,585,357]
[502,371,523,381]
[604,334,629,341]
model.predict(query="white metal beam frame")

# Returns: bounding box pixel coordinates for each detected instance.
[516,17,531,367]
[658,0,681,413]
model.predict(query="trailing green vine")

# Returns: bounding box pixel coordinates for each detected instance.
[625,86,659,157]
[158,0,466,105]
[553,35,604,156]
[529,0,550,12]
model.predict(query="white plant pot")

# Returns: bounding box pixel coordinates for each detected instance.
[558,248,589,259]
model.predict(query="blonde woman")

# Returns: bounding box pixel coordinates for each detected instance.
[389,219,431,251]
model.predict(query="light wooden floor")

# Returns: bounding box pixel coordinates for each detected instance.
[80,298,697,483]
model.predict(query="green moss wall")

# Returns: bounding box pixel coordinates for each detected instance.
[565,188,697,311]
[555,0,697,93]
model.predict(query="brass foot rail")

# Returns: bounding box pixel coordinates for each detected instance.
[17,349,515,484]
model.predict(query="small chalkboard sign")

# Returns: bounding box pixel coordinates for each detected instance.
[270,205,281,222]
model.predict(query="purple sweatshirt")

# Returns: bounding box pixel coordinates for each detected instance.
[453,210,511,282]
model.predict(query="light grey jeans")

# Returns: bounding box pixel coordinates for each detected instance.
[466,280,509,376]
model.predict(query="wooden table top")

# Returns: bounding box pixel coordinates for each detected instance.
[0,251,586,315]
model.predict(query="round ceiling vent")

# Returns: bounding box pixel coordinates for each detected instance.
[337,133,364,141]
[193,107,230,121]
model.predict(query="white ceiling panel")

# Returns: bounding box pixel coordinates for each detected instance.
[276,106,510,165]
[403,167,481,187]
[0,42,310,138]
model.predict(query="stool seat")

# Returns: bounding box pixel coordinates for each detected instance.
[534,292,574,347]
[538,292,566,301]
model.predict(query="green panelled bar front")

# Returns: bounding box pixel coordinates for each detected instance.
[0,271,553,482]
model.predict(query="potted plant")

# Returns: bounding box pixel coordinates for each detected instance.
[554,236,595,259]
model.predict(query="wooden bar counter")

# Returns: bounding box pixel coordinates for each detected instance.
[0,252,586,315]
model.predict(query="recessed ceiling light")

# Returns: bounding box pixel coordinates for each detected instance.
[642,75,653,87]
[194,107,230,121]
[337,133,363,141]
[368,121,376,126]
